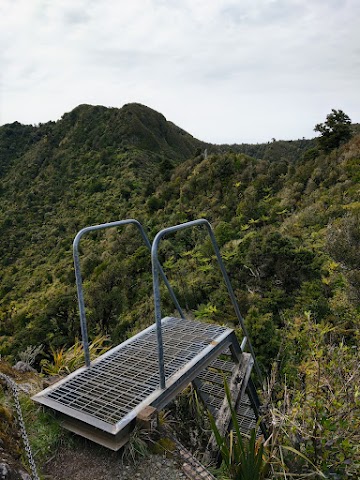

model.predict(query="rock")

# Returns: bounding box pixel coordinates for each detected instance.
[19,471,31,480]
[0,462,30,480]
[17,382,39,395]
[0,448,32,480]
[0,463,10,480]
[13,362,36,374]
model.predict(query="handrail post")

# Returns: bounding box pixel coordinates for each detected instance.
[73,219,183,368]
[152,255,166,389]
[73,245,91,367]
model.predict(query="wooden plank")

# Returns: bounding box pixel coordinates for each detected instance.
[59,415,133,451]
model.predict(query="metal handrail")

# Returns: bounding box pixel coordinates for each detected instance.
[73,219,184,367]
[151,219,263,389]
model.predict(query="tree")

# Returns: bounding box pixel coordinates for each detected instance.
[314,109,352,152]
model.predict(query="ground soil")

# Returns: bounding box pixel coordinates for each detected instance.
[42,438,187,480]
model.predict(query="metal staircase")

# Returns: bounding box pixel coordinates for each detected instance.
[33,219,266,453]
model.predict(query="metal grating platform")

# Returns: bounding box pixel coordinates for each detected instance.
[33,317,232,437]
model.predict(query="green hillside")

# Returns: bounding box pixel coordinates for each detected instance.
[0,104,358,360]
[0,102,320,358]
[0,103,359,477]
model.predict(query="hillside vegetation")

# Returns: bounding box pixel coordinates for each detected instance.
[0,103,359,477]
[0,102,318,357]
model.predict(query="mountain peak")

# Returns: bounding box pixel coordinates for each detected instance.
[56,102,203,159]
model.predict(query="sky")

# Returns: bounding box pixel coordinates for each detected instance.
[0,0,359,144]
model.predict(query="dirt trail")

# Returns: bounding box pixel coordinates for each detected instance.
[42,439,187,480]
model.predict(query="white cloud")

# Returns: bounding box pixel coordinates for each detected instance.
[1,0,359,143]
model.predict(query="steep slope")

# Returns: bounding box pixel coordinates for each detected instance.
[0,103,204,353]
[52,102,204,160]
[0,122,38,176]
[0,105,358,367]
[1,105,359,479]
[0,103,204,262]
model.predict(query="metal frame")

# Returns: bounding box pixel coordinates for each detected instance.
[73,219,184,367]
[33,316,232,436]
[33,218,267,448]
[151,219,263,389]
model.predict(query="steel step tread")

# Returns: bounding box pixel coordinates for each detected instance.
[33,317,233,441]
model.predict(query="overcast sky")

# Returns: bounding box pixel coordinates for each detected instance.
[0,0,359,144]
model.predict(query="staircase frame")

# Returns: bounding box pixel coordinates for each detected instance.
[33,217,266,450]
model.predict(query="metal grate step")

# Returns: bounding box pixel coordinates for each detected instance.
[33,317,234,448]
[209,358,236,373]
[236,393,258,436]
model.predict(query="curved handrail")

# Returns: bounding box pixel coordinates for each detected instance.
[73,219,184,367]
[151,218,263,389]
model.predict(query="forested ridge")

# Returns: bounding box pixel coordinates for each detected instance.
[0,103,359,477]
[0,102,319,356]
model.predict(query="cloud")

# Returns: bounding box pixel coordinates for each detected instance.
[1,0,359,143]
[62,8,91,26]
